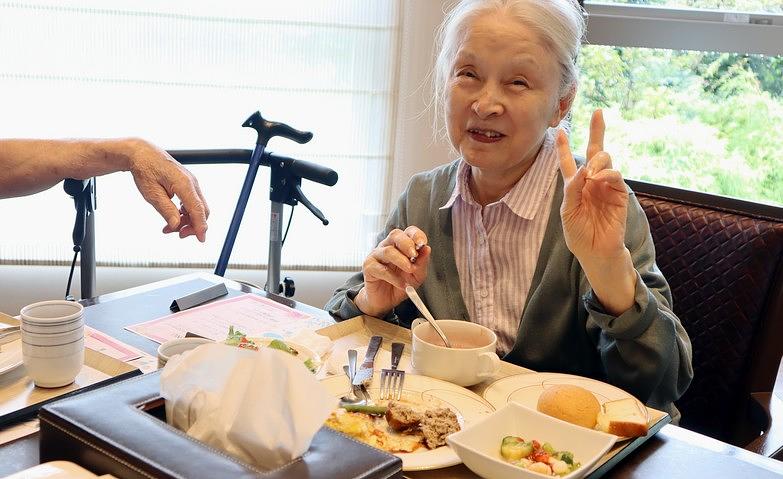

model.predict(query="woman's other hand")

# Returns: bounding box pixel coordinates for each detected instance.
[354,226,431,317]
[127,139,210,242]
[557,109,628,260]
[557,110,636,315]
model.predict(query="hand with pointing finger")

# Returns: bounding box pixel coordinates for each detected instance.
[557,110,629,261]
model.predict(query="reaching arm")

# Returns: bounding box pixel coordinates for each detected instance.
[0,138,209,241]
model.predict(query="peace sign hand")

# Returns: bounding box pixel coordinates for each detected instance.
[557,110,629,261]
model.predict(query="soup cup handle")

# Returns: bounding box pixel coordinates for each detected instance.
[477,352,500,378]
[411,318,426,330]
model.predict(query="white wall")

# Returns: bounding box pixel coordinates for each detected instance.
[388,0,453,206]
[0,265,353,316]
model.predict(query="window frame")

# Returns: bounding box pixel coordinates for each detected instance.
[584,2,783,56]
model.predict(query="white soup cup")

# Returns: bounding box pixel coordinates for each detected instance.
[411,319,500,387]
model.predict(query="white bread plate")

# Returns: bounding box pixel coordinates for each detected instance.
[482,372,650,440]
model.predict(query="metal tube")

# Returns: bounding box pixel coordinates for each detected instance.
[80,208,96,299]
[266,201,284,294]
[213,146,266,276]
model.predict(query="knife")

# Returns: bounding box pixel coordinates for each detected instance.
[351,335,383,386]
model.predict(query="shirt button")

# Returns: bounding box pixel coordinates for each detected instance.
[480,290,488,298]
[478,236,485,244]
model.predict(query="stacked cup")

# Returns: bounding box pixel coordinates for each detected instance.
[20,300,85,388]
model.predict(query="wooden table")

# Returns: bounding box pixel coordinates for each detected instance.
[1,272,782,479]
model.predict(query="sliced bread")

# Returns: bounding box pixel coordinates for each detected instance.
[596,398,649,437]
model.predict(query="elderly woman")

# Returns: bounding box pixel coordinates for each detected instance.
[326,0,692,420]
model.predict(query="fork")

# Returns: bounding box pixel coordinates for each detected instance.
[379,342,405,400]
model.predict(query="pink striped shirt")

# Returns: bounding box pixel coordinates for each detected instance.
[441,133,559,354]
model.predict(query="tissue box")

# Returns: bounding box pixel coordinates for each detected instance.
[39,371,402,479]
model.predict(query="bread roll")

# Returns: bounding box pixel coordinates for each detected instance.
[536,384,600,428]
[596,398,649,437]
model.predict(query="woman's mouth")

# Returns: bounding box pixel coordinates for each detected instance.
[468,128,504,143]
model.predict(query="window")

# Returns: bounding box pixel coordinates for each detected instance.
[0,1,402,269]
[594,0,782,15]
[573,1,783,205]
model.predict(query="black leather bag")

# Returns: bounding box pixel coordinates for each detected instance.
[39,371,402,479]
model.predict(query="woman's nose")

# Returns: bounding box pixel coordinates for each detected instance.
[472,88,504,118]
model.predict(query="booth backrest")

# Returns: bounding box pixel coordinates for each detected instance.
[628,179,783,445]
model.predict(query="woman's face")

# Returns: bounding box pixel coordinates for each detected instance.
[445,12,570,178]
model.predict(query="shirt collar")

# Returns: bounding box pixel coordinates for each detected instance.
[439,131,559,220]
[440,160,473,210]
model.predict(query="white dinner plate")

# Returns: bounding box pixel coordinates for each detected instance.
[482,372,649,440]
[230,337,322,373]
[0,338,24,377]
[320,373,495,471]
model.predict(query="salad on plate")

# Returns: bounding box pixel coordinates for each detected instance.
[224,326,320,373]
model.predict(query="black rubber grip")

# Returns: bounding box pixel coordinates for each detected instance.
[168,149,253,165]
[267,153,338,187]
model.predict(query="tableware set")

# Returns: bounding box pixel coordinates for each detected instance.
[326,309,652,476]
[19,300,85,388]
[340,337,408,404]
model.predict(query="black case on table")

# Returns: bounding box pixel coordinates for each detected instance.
[38,371,402,479]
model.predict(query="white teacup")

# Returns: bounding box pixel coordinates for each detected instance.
[157,337,213,369]
[411,319,501,387]
[21,300,83,324]
[23,344,84,388]
[20,300,85,388]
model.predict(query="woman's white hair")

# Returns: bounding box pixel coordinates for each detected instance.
[432,0,586,135]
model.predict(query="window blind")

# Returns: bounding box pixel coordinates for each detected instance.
[0,0,402,270]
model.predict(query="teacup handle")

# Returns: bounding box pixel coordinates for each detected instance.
[411,318,426,330]
[477,352,500,378]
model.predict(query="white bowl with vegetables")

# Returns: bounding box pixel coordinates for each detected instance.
[447,402,616,479]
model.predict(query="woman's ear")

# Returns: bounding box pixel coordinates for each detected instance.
[549,85,576,128]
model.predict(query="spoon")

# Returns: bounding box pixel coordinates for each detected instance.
[405,285,452,348]
[339,350,366,406]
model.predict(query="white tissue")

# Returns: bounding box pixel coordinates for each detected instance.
[160,343,337,470]
[286,329,333,357]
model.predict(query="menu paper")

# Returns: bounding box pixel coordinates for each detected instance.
[125,293,323,344]
[85,326,144,362]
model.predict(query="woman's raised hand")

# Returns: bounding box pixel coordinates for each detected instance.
[557,110,629,262]
[354,226,431,318]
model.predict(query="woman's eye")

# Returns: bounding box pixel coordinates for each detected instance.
[457,70,477,78]
[511,79,528,87]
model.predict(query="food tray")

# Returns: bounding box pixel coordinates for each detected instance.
[0,347,141,429]
[317,316,671,479]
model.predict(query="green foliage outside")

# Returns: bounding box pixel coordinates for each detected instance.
[570,45,783,205]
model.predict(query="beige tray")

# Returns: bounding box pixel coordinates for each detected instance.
[0,347,141,431]
[317,316,670,479]
[3,460,117,479]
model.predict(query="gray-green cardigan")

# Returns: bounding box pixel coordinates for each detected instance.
[325,159,693,420]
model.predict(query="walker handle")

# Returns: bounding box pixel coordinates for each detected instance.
[242,111,313,147]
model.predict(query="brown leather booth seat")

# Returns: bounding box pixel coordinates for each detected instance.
[628,179,783,447]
